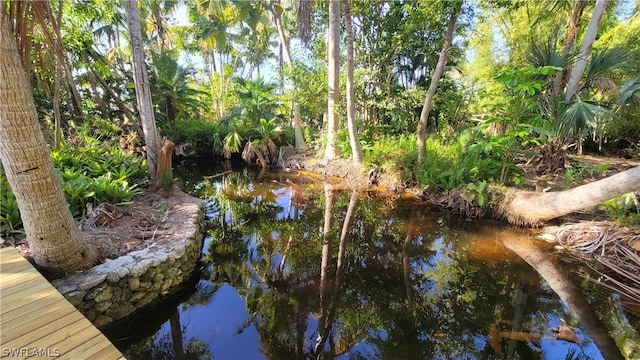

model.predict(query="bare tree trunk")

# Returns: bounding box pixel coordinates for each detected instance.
[325,0,340,160]
[124,0,160,187]
[500,166,640,226]
[565,0,609,102]
[417,1,461,163]
[0,10,98,277]
[336,189,359,286]
[87,72,110,118]
[343,0,363,165]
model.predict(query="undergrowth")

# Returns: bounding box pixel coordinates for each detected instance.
[1,125,148,244]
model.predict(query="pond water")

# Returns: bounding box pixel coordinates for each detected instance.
[107,159,639,359]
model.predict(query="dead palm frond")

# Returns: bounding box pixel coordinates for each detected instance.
[541,221,640,314]
[296,0,313,46]
[582,76,620,98]
[618,76,640,107]
[242,140,267,168]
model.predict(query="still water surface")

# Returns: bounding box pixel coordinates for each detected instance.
[108,160,638,359]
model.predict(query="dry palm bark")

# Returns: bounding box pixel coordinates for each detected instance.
[124,0,161,188]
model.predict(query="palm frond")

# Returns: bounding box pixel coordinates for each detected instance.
[618,76,640,107]
[558,97,615,140]
[585,47,630,80]
[223,131,243,159]
[528,41,571,69]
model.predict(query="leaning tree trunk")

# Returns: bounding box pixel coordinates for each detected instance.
[0,10,98,277]
[417,1,461,163]
[124,0,160,188]
[564,0,609,102]
[499,166,640,226]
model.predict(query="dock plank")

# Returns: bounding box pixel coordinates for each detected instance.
[0,247,125,359]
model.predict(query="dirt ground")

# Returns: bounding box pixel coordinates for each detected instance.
[15,188,200,262]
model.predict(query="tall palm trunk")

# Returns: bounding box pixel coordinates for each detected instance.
[417,1,461,163]
[552,0,585,97]
[325,0,340,160]
[0,10,98,277]
[343,0,363,165]
[273,4,307,150]
[315,184,335,354]
[124,0,160,187]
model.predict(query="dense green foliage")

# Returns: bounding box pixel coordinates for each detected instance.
[1,122,147,243]
[3,0,640,233]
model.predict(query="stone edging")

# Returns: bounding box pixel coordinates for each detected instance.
[51,195,205,328]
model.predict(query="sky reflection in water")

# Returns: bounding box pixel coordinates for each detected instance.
[118,162,635,360]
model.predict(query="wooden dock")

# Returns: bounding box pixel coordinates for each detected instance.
[0,247,126,359]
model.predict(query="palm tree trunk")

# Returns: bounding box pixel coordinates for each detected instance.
[315,184,335,354]
[325,0,340,160]
[417,1,461,163]
[273,5,307,150]
[565,0,609,102]
[53,0,63,148]
[343,0,363,165]
[0,9,98,277]
[553,0,585,97]
[124,0,161,187]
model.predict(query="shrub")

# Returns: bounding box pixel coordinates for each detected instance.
[0,166,23,243]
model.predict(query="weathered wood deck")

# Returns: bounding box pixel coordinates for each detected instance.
[0,247,126,359]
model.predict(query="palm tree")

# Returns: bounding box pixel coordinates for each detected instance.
[149,49,203,130]
[272,0,307,150]
[565,0,609,102]
[343,0,363,165]
[325,0,340,161]
[124,0,161,188]
[0,2,98,276]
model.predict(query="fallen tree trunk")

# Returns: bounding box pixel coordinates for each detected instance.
[498,166,640,226]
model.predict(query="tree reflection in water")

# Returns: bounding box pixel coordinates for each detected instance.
[122,164,639,359]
